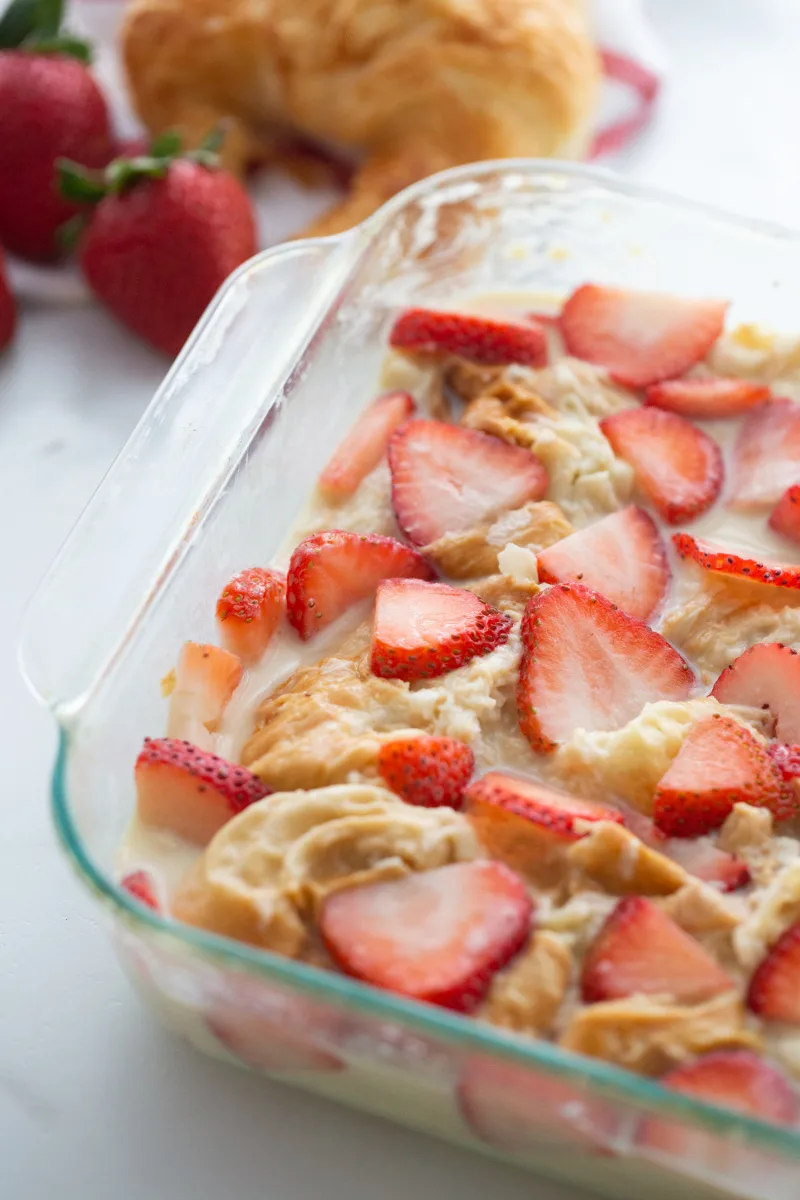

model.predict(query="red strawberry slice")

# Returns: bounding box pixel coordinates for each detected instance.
[135,737,270,845]
[388,419,548,547]
[645,377,770,419]
[216,567,285,665]
[167,641,243,742]
[320,860,533,1012]
[560,285,727,389]
[747,920,800,1022]
[581,895,734,1004]
[536,505,669,621]
[711,643,800,743]
[209,1008,343,1074]
[517,584,694,753]
[600,408,723,524]
[526,311,561,329]
[120,869,161,911]
[389,308,548,367]
[768,743,800,813]
[377,735,474,809]
[318,391,415,500]
[664,840,750,892]
[769,485,800,544]
[730,399,800,510]
[371,578,512,681]
[673,532,800,590]
[653,716,790,838]
[286,529,434,640]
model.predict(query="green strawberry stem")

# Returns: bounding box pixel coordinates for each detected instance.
[57,127,227,205]
[0,0,91,61]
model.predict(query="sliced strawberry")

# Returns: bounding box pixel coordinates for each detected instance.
[371,578,512,680]
[560,285,727,389]
[209,1009,343,1074]
[664,840,750,892]
[377,735,474,809]
[320,860,533,1012]
[600,408,723,524]
[653,716,789,837]
[526,311,561,329]
[769,485,800,544]
[166,641,243,743]
[120,869,161,911]
[135,737,270,845]
[768,743,800,813]
[747,920,800,1022]
[517,584,694,753]
[389,308,548,367]
[286,529,434,640]
[388,419,548,546]
[673,532,800,590]
[711,643,800,743]
[645,377,770,419]
[581,895,734,1004]
[216,567,285,664]
[730,399,800,510]
[537,505,669,621]
[318,391,415,500]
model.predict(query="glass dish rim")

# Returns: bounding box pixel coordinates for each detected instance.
[45,157,800,1161]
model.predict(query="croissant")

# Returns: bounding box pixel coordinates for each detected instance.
[121,0,599,237]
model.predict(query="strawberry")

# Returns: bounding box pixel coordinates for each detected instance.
[377,735,474,809]
[0,246,16,350]
[525,311,561,329]
[318,391,415,500]
[388,419,548,547]
[389,308,548,368]
[208,1006,343,1074]
[135,736,270,845]
[747,920,800,1022]
[0,0,113,260]
[672,532,800,590]
[320,860,533,1012]
[216,567,285,664]
[166,641,243,743]
[560,285,727,389]
[652,716,790,837]
[664,840,750,892]
[768,743,800,811]
[769,485,800,544]
[536,505,669,621]
[465,771,624,842]
[600,408,723,524]
[58,129,257,356]
[119,869,161,911]
[286,529,434,640]
[581,895,734,1004]
[370,578,512,680]
[645,376,770,419]
[711,643,800,744]
[517,584,694,753]
[730,399,800,511]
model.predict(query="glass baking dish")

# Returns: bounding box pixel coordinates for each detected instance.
[20,161,800,1200]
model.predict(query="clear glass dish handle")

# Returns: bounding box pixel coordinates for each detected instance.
[20,235,355,715]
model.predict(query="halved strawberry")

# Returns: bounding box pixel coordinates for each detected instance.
[730,399,800,510]
[769,485,800,544]
[711,643,800,743]
[135,737,270,845]
[653,716,789,838]
[389,308,548,368]
[560,285,727,389]
[645,377,770,419]
[377,735,474,809]
[166,641,243,743]
[371,578,512,680]
[664,840,750,892]
[517,584,694,753]
[209,1008,343,1074]
[320,860,533,1012]
[388,419,548,547]
[747,920,800,1022]
[216,567,285,664]
[600,408,723,524]
[581,895,734,1003]
[537,505,669,621]
[768,743,800,813]
[318,391,415,500]
[673,533,800,590]
[120,869,161,911]
[286,529,434,640]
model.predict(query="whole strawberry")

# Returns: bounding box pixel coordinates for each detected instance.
[0,0,112,261]
[59,131,258,357]
[0,244,16,349]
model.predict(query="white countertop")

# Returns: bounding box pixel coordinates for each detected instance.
[5,2,800,1196]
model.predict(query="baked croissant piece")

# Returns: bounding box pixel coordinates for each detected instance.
[121,0,599,237]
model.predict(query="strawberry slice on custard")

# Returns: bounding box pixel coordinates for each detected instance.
[318,390,415,500]
[120,869,162,911]
[672,532,800,590]
[769,485,800,544]
[389,308,548,367]
[730,398,800,510]
[166,641,243,743]
[377,735,474,809]
[747,920,800,1022]
[711,643,800,744]
[645,376,770,419]
[216,567,285,665]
